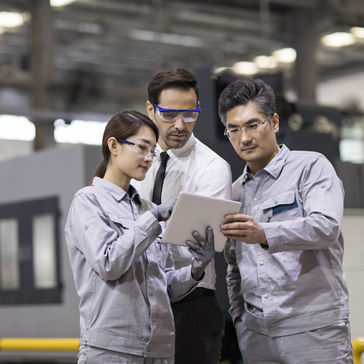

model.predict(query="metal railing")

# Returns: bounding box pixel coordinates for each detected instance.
[0,338,80,352]
[0,336,362,362]
[353,337,364,364]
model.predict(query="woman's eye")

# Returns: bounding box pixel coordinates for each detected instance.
[138,144,149,152]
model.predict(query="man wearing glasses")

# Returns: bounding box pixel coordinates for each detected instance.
[133,68,232,364]
[218,78,352,363]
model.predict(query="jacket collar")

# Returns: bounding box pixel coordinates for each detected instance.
[93,177,141,204]
[241,144,290,184]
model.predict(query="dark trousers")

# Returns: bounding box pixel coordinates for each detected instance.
[171,288,224,364]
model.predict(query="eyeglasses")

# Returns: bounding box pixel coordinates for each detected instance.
[224,115,272,139]
[153,104,201,123]
[117,138,158,159]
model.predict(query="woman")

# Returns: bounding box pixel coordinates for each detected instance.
[64,110,214,364]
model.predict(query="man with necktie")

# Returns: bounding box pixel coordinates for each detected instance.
[133,67,232,364]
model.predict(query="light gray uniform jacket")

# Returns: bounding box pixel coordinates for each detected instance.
[226,145,350,337]
[64,177,199,358]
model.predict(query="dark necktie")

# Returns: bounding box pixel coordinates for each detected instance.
[152,151,170,205]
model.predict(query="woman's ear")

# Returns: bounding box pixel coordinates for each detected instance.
[107,137,119,157]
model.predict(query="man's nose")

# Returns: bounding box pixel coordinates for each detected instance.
[174,115,186,130]
[240,129,252,144]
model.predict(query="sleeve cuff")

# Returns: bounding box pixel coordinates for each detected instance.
[260,222,282,254]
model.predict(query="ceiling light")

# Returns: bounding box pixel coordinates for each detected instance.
[51,0,76,7]
[0,12,24,28]
[272,48,296,63]
[233,61,258,75]
[321,32,355,47]
[254,55,277,69]
[54,119,106,145]
[351,27,364,39]
[0,115,35,141]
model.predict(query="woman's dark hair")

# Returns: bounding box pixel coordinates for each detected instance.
[148,67,199,106]
[93,109,159,179]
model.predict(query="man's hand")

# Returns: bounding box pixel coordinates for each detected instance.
[186,226,215,280]
[220,214,267,244]
[150,198,177,221]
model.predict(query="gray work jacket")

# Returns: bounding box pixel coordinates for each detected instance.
[65,177,198,357]
[226,145,350,337]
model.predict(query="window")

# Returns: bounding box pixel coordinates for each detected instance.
[0,197,61,305]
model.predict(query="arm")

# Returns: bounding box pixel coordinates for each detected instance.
[221,156,344,253]
[262,156,344,253]
[194,159,232,200]
[166,227,215,301]
[165,251,199,302]
[170,159,232,264]
[66,192,161,281]
[225,239,245,323]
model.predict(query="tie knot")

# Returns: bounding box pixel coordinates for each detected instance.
[160,151,169,165]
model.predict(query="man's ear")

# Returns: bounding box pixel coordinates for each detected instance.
[146,100,155,120]
[107,137,119,156]
[272,113,279,133]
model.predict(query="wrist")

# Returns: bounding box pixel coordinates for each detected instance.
[191,268,205,281]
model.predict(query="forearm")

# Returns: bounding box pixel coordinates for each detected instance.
[226,263,245,322]
[167,265,200,302]
[263,213,341,254]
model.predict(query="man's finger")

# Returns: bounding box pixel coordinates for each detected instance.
[220,222,250,231]
[224,213,251,222]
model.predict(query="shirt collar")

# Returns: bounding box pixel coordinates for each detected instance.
[92,177,141,204]
[263,144,290,179]
[240,144,290,184]
[241,165,253,185]
[156,133,196,158]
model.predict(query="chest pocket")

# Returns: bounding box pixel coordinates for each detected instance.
[261,190,301,222]
[107,214,133,235]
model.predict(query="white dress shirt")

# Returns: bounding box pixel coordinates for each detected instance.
[133,134,232,290]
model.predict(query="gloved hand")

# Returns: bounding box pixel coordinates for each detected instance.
[150,198,177,221]
[186,226,215,281]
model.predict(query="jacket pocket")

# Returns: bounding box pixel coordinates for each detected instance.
[107,214,133,233]
[261,190,301,222]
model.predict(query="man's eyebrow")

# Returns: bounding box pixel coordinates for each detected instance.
[226,118,259,127]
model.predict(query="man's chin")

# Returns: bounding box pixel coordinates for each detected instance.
[167,136,188,149]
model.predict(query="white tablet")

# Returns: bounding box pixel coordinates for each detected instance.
[161,192,241,252]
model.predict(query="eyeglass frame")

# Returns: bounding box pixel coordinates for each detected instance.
[224,114,273,139]
[116,138,158,159]
[153,103,201,123]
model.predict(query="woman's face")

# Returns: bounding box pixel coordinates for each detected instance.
[106,125,157,190]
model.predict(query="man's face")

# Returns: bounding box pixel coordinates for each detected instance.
[225,101,280,174]
[146,87,198,151]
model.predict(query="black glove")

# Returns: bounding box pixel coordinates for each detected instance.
[150,198,177,221]
[186,226,215,280]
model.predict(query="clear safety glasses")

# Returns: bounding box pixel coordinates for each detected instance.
[153,104,201,123]
[224,115,272,139]
[117,138,158,159]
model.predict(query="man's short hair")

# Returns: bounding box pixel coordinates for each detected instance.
[148,68,199,106]
[218,78,276,125]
